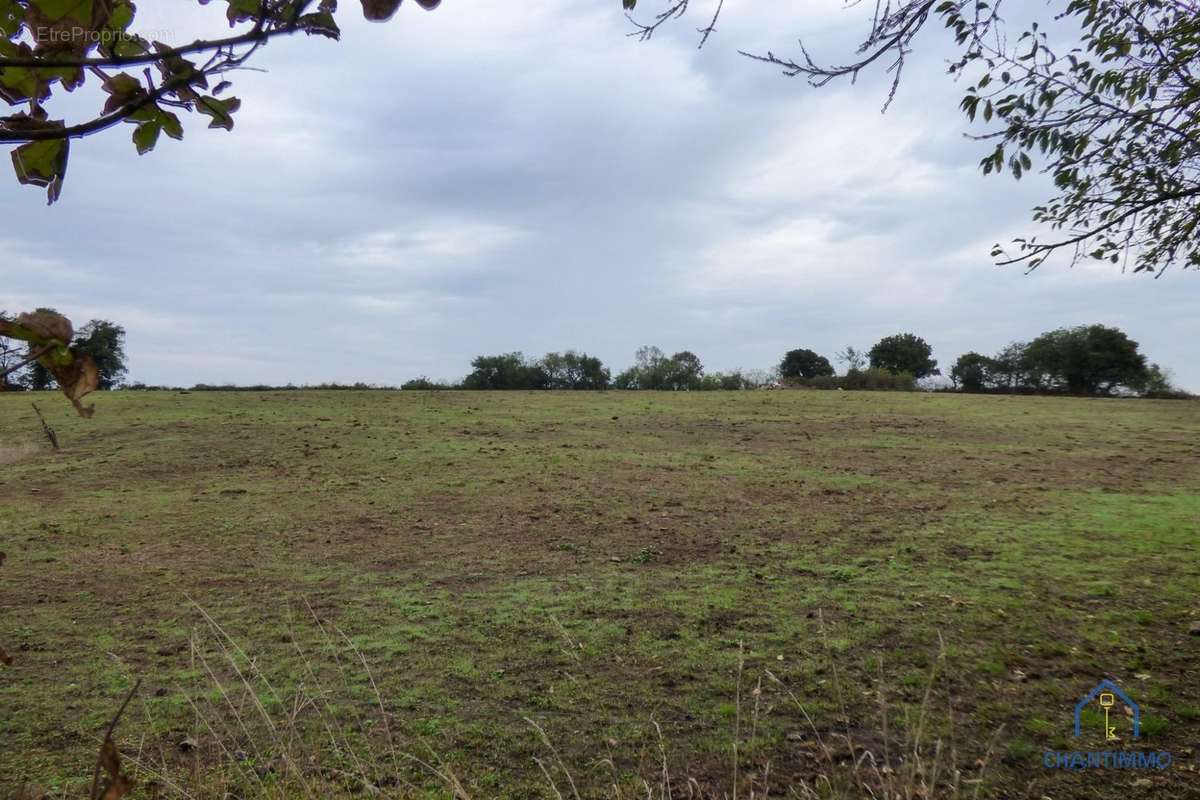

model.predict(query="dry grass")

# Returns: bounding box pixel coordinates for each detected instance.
[0,441,39,465]
[14,606,995,800]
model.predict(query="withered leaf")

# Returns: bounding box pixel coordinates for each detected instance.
[97,737,135,799]
[0,311,100,417]
[10,133,70,204]
[102,775,134,800]
[15,310,72,343]
[50,352,100,418]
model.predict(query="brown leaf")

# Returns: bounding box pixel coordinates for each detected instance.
[95,736,135,798]
[15,311,72,343]
[101,774,134,800]
[360,0,402,20]
[1,311,100,417]
[49,352,99,418]
[89,681,141,800]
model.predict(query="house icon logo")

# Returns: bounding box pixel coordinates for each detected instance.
[1044,678,1168,770]
[1074,679,1139,740]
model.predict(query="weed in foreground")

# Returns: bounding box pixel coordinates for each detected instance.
[12,606,997,800]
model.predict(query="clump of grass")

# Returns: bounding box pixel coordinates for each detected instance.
[0,441,39,464]
[634,546,661,565]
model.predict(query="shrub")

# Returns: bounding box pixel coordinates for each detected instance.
[788,368,915,391]
[401,377,445,390]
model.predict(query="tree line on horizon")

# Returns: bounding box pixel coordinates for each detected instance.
[2,319,1188,400]
[405,326,1186,399]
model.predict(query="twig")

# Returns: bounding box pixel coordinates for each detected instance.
[0,345,51,381]
[31,403,59,450]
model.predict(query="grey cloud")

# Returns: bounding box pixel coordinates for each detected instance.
[1,0,1195,389]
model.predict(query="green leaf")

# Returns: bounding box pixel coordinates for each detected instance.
[160,111,183,140]
[30,0,92,24]
[132,121,161,154]
[11,137,69,204]
[299,12,340,40]
[195,95,240,130]
[107,0,134,31]
[0,0,23,37]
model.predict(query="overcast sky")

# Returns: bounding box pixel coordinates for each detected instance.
[2,0,1196,389]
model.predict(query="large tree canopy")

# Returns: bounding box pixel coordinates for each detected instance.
[629,0,1200,276]
[779,348,835,380]
[869,333,939,379]
[945,325,1157,395]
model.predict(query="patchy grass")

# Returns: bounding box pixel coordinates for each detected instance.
[1,389,1198,798]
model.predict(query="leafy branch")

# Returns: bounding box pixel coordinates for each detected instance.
[0,0,440,203]
[0,311,100,417]
[630,0,1200,275]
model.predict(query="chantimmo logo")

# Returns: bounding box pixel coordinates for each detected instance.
[1044,679,1172,771]
[1075,679,1139,740]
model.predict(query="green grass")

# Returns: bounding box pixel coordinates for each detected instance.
[1,389,1198,798]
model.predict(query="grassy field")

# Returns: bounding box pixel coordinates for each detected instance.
[1,389,1198,799]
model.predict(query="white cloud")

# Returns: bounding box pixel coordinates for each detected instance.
[1,0,1195,390]
[335,221,527,271]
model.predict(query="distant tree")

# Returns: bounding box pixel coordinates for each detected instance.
[539,351,611,390]
[25,360,53,390]
[779,348,835,380]
[614,346,705,390]
[401,376,443,390]
[615,346,664,389]
[835,346,867,374]
[665,351,704,391]
[1143,364,1174,395]
[950,352,992,392]
[0,310,25,390]
[989,342,1029,390]
[1141,363,1188,399]
[461,353,549,390]
[635,345,663,365]
[869,334,939,379]
[1023,325,1150,395]
[716,373,744,390]
[73,320,127,389]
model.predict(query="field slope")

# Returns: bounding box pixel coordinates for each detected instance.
[1,390,1198,798]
